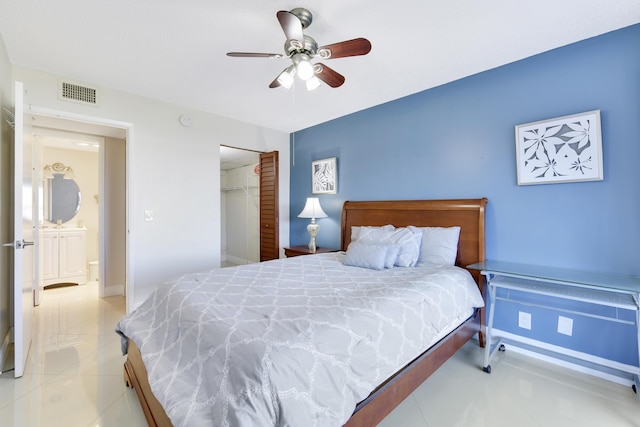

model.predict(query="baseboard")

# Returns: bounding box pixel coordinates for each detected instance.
[103,284,125,297]
[490,329,639,387]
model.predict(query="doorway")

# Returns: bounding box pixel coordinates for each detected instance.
[28,110,128,302]
[220,146,260,266]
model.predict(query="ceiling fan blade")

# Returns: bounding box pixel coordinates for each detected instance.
[277,10,304,43]
[227,52,283,58]
[318,38,372,59]
[314,63,345,88]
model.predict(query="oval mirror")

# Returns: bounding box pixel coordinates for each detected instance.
[48,173,81,223]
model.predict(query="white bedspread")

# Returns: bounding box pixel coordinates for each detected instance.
[116,252,484,427]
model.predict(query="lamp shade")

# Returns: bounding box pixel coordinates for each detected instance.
[297,197,327,219]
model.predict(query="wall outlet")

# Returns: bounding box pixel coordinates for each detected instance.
[144,210,154,222]
[518,311,531,330]
[558,316,573,336]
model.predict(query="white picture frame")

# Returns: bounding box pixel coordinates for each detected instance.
[312,157,337,194]
[515,110,603,185]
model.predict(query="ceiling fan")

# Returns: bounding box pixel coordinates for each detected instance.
[227,8,371,91]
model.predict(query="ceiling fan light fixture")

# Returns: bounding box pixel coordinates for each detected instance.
[277,66,296,89]
[305,76,321,91]
[227,9,371,90]
[292,53,314,80]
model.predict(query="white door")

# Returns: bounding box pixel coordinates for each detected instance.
[40,231,58,282]
[6,81,34,378]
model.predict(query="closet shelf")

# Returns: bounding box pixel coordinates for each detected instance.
[221,185,258,192]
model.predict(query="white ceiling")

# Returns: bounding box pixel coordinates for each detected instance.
[220,145,259,171]
[1,1,639,134]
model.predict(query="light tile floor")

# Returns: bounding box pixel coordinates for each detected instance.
[2,282,640,426]
[0,283,146,426]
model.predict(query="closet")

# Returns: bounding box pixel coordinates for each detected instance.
[220,146,260,266]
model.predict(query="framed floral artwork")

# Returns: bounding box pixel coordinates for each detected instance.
[312,157,337,194]
[515,110,603,185]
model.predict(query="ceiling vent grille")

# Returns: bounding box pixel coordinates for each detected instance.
[58,80,99,106]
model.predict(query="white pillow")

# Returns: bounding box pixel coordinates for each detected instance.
[344,242,389,270]
[344,242,401,270]
[360,227,423,267]
[351,224,395,243]
[383,244,401,268]
[409,226,461,266]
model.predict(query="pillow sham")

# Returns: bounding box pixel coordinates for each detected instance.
[359,227,423,267]
[351,224,395,243]
[344,242,392,270]
[408,226,461,266]
[383,244,401,269]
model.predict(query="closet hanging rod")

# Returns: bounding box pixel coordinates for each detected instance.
[222,185,258,192]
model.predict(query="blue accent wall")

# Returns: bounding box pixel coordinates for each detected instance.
[290,25,640,364]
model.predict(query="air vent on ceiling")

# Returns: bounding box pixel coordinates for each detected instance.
[58,80,99,106]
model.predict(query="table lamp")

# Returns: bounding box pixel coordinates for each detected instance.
[297,197,328,253]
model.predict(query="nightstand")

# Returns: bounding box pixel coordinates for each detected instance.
[283,245,338,258]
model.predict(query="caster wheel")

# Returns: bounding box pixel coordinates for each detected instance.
[482,365,491,374]
[633,384,637,394]
[499,344,506,352]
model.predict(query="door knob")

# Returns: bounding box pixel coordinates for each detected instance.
[2,240,34,249]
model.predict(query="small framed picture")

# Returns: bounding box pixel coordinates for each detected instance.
[515,110,603,185]
[312,157,337,194]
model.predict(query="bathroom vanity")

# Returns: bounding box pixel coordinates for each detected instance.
[40,228,87,287]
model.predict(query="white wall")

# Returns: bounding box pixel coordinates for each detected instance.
[12,66,290,310]
[103,137,126,295]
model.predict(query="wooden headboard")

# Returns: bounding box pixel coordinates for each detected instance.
[341,199,488,279]
[340,199,488,426]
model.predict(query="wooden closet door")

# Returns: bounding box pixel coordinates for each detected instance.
[259,151,279,261]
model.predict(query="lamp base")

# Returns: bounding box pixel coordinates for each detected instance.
[307,221,319,253]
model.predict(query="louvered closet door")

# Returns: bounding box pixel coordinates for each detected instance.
[259,151,279,261]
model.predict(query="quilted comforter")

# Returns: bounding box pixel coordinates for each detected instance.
[116,252,484,427]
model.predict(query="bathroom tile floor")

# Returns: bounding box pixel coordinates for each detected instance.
[2,282,640,426]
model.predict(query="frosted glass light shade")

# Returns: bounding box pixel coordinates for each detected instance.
[293,54,314,80]
[305,76,321,91]
[277,66,296,89]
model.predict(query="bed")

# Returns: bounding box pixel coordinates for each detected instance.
[118,198,487,427]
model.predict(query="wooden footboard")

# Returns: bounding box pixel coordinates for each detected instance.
[124,339,173,427]
[344,310,480,426]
